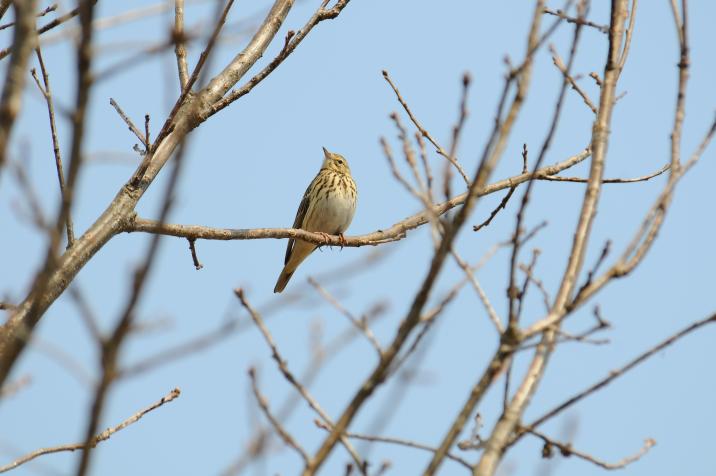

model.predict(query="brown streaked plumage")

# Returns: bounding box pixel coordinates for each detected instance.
[273,147,357,293]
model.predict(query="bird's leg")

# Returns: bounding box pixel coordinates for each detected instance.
[337,233,347,250]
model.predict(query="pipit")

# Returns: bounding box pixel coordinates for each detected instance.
[274,147,357,293]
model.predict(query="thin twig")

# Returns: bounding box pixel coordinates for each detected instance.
[571,240,610,306]
[450,250,503,333]
[381,134,432,215]
[392,275,469,375]
[443,73,472,200]
[235,289,367,474]
[307,277,383,356]
[515,249,541,321]
[174,0,189,91]
[542,7,609,33]
[122,254,388,380]
[523,426,654,470]
[187,238,203,270]
[248,368,309,465]
[473,187,516,232]
[382,70,471,186]
[144,114,151,154]
[542,162,670,183]
[617,0,639,73]
[415,132,434,204]
[0,388,180,474]
[315,420,472,470]
[527,312,716,431]
[517,262,551,311]
[0,3,57,31]
[151,0,237,152]
[10,157,48,230]
[181,0,234,96]
[33,46,75,247]
[205,0,352,121]
[551,45,597,113]
[109,97,149,150]
[221,299,390,476]
[67,285,103,343]
[389,112,429,199]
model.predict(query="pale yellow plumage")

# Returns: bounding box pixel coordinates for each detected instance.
[274,147,357,293]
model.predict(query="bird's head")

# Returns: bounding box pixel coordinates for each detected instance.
[321,147,351,175]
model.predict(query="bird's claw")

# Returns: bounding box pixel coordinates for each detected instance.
[337,233,347,249]
[318,232,331,246]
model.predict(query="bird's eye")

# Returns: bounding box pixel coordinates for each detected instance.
[336,159,343,164]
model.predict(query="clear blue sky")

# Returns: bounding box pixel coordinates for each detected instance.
[1,1,715,475]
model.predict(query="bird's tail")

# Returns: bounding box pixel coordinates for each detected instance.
[273,267,295,293]
[273,240,315,293]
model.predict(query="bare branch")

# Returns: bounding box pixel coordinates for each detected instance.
[0,1,100,62]
[617,0,638,72]
[525,1,709,334]
[0,0,300,389]
[315,420,472,470]
[235,289,367,474]
[523,426,655,470]
[473,187,516,232]
[525,312,716,431]
[126,150,591,247]
[249,368,309,465]
[0,3,56,31]
[206,0,353,120]
[0,388,180,474]
[0,0,37,172]
[550,45,597,113]
[110,97,149,150]
[308,277,383,356]
[0,0,95,392]
[450,250,503,333]
[174,0,189,91]
[176,0,235,103]
[517,262,550,312]
[382,70,471,186]
[476,3,601,473]
[187,237,203,270]
[32,46,75,247]
[542,6,608,33]
[541,162,670,183]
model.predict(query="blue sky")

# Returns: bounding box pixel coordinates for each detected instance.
[1,1,715,475]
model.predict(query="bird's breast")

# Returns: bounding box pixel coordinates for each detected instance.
[304,176,357,234]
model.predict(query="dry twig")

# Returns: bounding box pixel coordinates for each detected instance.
[0,388,180,474]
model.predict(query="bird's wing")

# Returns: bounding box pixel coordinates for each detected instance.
[284,185,311,265]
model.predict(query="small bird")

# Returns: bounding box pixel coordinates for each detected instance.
[274,147,357,293]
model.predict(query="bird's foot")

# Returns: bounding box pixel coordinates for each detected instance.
[337,233,347,249]
[317,232,332,246]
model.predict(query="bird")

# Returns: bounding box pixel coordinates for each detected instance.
[274,147,357,293]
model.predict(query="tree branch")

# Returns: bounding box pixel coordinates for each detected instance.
[0,0,37,172]
[0,388,180,474]
[125,150,591,247]
[0,0,299,390]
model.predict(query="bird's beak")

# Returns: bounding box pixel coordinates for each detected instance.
[322,147,330,158]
